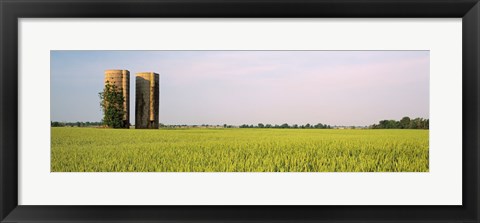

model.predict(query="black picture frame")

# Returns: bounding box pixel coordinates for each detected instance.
[1,0,479,222]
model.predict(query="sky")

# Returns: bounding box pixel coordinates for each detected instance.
[50,51,429,126]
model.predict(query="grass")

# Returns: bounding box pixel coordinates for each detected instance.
[51,128,429,172]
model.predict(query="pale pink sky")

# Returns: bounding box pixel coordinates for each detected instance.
[51,51,429,126]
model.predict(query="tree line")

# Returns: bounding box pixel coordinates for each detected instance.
[240,123,332,129]
[52,118,428,129]
[369,117,429,129]
[51,121,103,127]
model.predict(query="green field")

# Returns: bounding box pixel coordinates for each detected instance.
[51,128,429,172]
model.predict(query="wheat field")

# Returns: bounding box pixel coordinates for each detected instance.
[51,128,429,172]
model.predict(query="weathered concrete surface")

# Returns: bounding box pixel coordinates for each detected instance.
[104,69,130,128]
[135,72,159,129]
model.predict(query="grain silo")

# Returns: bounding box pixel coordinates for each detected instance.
[104,69,130,128]
[135,72,159,129]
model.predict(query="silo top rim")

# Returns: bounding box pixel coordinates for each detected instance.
[105,69,130,72]
[136,72,159,75]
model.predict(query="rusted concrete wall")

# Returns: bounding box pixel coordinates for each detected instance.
[104,69,130,128]
[135,72,159,129]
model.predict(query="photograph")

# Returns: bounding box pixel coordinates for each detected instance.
[50,50,429,172]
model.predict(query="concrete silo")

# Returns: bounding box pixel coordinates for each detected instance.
[135,72,159,129]
[104,69,130,128]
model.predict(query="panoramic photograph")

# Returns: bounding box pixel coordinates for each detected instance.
[50,50,429,172]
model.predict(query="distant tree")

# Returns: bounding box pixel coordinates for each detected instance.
[305,123,311,128]
[400,116,411,129]
[314,123,326,129]
[292,124,298,128]
[265,124,272,128]
[258,123,265,128]
[51,121,63,127]
[99,81,125,128]
[377,120,399,129]
[410,118,428,129]
[280,123,290,128]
